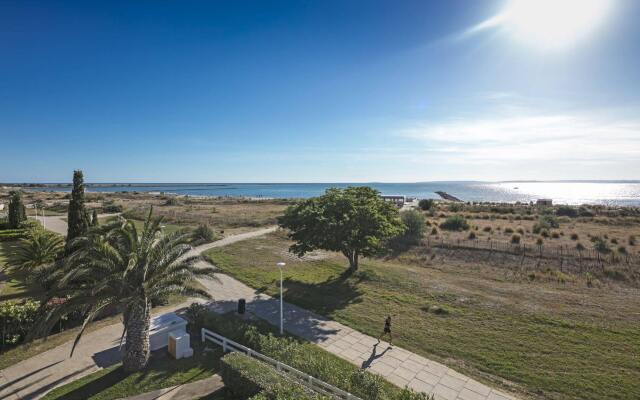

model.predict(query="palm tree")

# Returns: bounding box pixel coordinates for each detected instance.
[30,209,216,372]
[10,229,64,290]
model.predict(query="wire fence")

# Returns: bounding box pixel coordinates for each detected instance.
[425,236,639,268]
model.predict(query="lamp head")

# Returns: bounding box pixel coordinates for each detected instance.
[276,262,286,268]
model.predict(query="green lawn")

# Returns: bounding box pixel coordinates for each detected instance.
[42,342,223,400]
[204,233,640,400]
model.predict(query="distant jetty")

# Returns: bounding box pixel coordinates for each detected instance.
[435,191,462,202]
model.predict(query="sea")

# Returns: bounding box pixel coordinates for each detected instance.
[27,181,640,206]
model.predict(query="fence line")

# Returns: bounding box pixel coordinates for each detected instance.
[201,328,362,400]
[425,237,639,267]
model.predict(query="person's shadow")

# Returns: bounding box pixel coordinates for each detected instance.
[361,343,391,369]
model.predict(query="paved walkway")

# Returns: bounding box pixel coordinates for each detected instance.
[28,213,121,237]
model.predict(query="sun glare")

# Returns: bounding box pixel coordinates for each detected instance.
[496,0,613,49]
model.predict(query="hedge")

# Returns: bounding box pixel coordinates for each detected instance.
[220,352,322,399]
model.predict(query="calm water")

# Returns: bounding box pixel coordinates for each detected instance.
[31,181,640,206]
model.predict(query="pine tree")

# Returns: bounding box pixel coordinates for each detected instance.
[8,191,27,228]
[67,170,89,242]
[91,209,99,226]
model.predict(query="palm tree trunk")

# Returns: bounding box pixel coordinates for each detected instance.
[123,300,151,372]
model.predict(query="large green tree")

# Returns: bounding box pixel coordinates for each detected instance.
[8,191,27,228]
[278,187,404,271]
[66,170,89,242]
[30,210,216,371]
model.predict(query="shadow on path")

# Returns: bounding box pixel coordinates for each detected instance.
[361,344,391,369]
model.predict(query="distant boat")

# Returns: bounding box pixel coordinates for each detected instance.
[513,187,519,189]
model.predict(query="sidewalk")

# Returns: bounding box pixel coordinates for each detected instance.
[199,273,519,400]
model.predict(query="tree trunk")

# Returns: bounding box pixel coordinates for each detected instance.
[343,249,359,272]
[123,300,151,372]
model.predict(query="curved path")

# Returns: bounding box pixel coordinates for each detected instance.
[1,224,517,400]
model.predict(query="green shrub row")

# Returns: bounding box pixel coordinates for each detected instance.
[220,352,323,399]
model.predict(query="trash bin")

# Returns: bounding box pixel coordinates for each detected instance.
[238,298,246,314]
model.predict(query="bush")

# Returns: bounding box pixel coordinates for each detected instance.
[570,233,579,240]
[220,352,316,399]
[533,215,559,233]
[593,237,611,254]
[439,215,469,231]
[0,229,28,242]
[578,206,595,217]
[483,226,492,232]
[504,227,513,234]
[540,230,549,238]
[396,388,434,400]
[448,203,463,212]
[551,232,560,239]
[629,235,636,246]
[102,203,123,213]
[193,224,216,245]
[611,238,618,245]
[0,300,40,347]
[418,199,435,211]
[399,210,426,245]
[198,311,398,399]
[163,197,180,206]
[349,369,386,400]
[468,232,476,240]
[617,246,627,254]
[556,206,578,217]
[576,242,585,251]
[430,227,438,235]
[516,227,524,235]
[511,234,521,244]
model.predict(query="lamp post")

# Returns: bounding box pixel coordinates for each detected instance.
[276,262,286,334]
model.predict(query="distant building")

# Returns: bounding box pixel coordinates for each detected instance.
[536,198,553,206]
[381,195,405,207]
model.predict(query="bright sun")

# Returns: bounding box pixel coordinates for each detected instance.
[492,0,613,49]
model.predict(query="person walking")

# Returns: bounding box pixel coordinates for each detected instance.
[377,315,393,346]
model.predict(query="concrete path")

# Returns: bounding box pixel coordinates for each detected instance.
[123,374,223,400]
[199,275,519,400]
[28,213,120,237]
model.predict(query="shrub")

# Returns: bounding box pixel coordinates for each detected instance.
[0,300,40,347]
[617,246,627,254]
[540,230,549,238]
[398,210,426,245]
[0,229,28,242]
[220,352,315,399]
[439,215,469,231]
[511,234,521,244]
[430,227,438,235]
[396,388,434,400]
[611,238,618,245]
[193,224,216,245]
[570,233,579,240]
[349,369,386,400]
[102,203,123,213]
[578,206,595,217]
[556,205,578,217]
[483,226,492,232]
[536,238,544,246]
[551,232,560,239]
[533,215,559,233]
[163,197,180,206]
[593,237,611,254]
[629,235,636,246]
[576,242,585,251]
[468,232,476,240]
[516,227,524,235]
[448,203,463,212]
[418,199,435,211]
[504,227,514,234]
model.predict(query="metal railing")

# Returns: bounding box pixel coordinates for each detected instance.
[201,328,362,400]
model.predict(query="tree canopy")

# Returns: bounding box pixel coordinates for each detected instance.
[278,187,404,271]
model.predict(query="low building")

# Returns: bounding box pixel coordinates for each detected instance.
[536,198,553,206]
[381,195,405,207]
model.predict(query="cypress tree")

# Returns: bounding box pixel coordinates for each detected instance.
[8,191,27,228]
[67,170,89,242]
[91,209,99,226]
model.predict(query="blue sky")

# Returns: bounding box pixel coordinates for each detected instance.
[1,0,639,182]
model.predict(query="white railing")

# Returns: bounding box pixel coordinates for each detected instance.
[201,328,362,400]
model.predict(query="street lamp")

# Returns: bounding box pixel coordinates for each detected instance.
[276,262,286,334]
